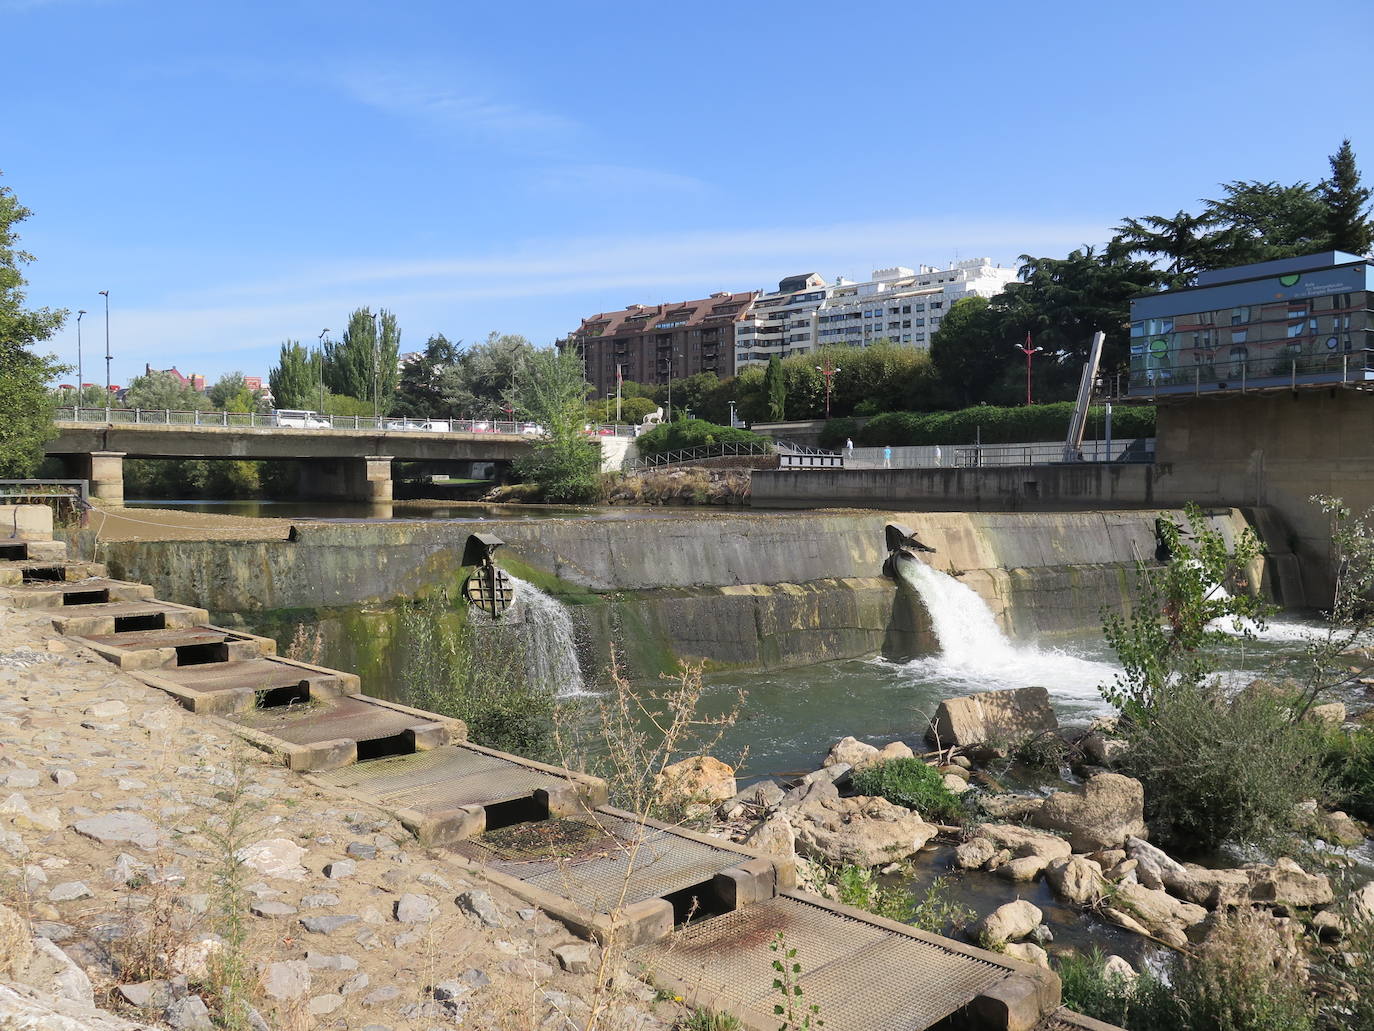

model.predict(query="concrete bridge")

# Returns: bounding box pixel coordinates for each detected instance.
[46,420,535,503]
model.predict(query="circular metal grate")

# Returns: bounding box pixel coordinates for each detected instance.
[462,564,513,619]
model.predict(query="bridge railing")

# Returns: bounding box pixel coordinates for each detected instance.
[55,407,638,438]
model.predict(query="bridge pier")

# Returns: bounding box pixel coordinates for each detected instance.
[75,451,126,505]
[298,455,393,503]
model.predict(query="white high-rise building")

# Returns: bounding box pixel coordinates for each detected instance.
[734,259,1016,370]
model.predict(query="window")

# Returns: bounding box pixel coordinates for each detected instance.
[1232,328,1248,344]
[930,300,944,309]
[902,305,912,314]
[1229,345,1249,362]
[1287,322,1305,338]
[1287,304,1308,320]
[1231,307,1250,325]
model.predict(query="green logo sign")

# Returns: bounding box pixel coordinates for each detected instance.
[1149,338,1170,356]
[1279,273,1301,287]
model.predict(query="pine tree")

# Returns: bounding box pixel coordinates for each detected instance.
[323,308,401,409]
[268,340,319,409]
[1321,139,1373,255]
[764,354,786,421]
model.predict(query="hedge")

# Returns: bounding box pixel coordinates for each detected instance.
[856,402,1155,447]
[635,418,772,457]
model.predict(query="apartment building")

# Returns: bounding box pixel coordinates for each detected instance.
[563,291,758,396]
[734,259,1017,370]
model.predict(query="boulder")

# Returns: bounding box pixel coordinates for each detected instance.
[1125,837,1188,893]
[1044,856,1108,906]
[236,839,307,881]
[878,741,915,761]
[0,983,159,1031]
[742,814,795,857]
[790,794,937,867]
[927,686,1057,750]
[1030,773,1146,852]
[1350,881,1374,924]
[996,855,1049,882]
[954,837,999,870]
[1002,942,1050,969]
[942,774,971,795]
[0,905,33,978]
[973,900,1042,946]
[1101,882,1207,948]
[1316,810,1365,847]
[18,937,94,1007]
[973,823,1072,862]
[719,780,786,818]
[1079,732,1129,766]
[1102,955,1137,984]
[1309,702,1347,725]
[979,795,1045,822]
[822,737,880,769]
[654,756,736,810]
[1245,857,1333,908]
[1176,864,1252,909]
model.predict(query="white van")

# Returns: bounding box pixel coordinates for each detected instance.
[273,409,330,428]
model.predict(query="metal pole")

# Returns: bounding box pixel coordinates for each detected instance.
[615,364,622,423]
[99,291,110,396]
[318,329,329,415]
[76,310,86,407]
[371,311,380,422]
[1105,402,1112,462]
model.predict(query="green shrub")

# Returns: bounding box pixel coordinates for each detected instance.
[1119,682,1328,854]
[1321,725,1374,823]
[678,1009,742,1031]
[817,416,859,449]
[1056,949,1153,1029]
[636,418,771,457]
[849,757,964,825]
[857,402,1155,447]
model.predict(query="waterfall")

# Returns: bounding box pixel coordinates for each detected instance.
[891,556,1118,706]
[509,575,587,697]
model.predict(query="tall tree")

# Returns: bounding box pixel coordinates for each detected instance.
[393,333,460,417]
[268,340,318,410]
[763,354,786,421]
[123,371,212,411]
[0,173,67,476]
[439,332,534,418]
[1321,138,1373,255]
[514,348,599,502]
[207,372,264,413]
[929,296,1010,406]
[1203,180,1327,263]
[324,307,401,408]
[1112,209,1236,286]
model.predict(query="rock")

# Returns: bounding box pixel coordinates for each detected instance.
[1125,837,1188,893]
[1103,858,1138,882]
[778,776,841,811]
[3,793,61,833]
[73,812,161,850]
[1309,702,1347,725]
[308,994,344,1015]
[973,900,1042,946]
[1002,942,1050,969]
[169,940,221,980]
[456,890,505,928]
[790,794,937,867]
[0,982,158,1030]
[654,756,736,811]
[48,882,91,902]
[394,893,438,924]
[84,700,127,719]
[1103,955,1137,983]
[997,855,1049,882]
[1101,882,1207,947]
[19,937,94,1006]
[299,892,339,908]
[979,795,1046,821]
[1176,864,1252,908]
[340,971,369,995]
[553,942,595,974]
[249,901,297,918]
[1246,857,1333,908]
[878,741,914,761]
[323,859,357,879]
[235,838,307,881]
[1080,733,1129,765]
[972,824,1072,862]
[954,837,999,870]
[742,814,795,857]
[346,841,377,860]
[720,780,786,818]
[1,768,40,789]
[50,769,76,788]
[1316,810,1365,846]
[1312,909,1345,940]
[299,914,359,935]
[362,985,401,1007]
[1030,773,1147,852]
[0,906,33,977]
[1044,856,1108,906]
[927,686,1057,748]
[1351,881,1374,924]
[822,737,880,769]
[117,981,172,1010]
[305,952,357,972]
[259,960,310,1001]
[942,774,971,795]
[165,995,213,1031]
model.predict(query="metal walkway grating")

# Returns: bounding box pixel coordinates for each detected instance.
[451,810,750,910]
[227,695,422,745]
[312,744,562,812]
[632,894,1010,1031]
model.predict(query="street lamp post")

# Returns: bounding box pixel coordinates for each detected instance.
[1015,333,1042,407]
[815,361,841,418]
[728,400,737,428]
[318,329,329,416]
[98,291,111,397]
[76,310,87,408]
[371,310,382,422]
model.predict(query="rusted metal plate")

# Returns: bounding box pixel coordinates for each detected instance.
[311,743,562,811]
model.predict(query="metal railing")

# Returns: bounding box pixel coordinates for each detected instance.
[629,441,777,470]
[54,407,638,438]
[951,439,1156,468]
[0,479,90,523]
[1104,348,1374,399]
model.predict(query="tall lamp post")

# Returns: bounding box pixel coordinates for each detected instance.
[317,329,329,415]
[98,291,111,398]
[815,361,841,418]
[370,310,382,422]
[76,309,87,407]
[1016,333,1042,407]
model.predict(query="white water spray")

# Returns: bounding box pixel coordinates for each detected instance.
[892,557,1118,707]
[509,575,587,697]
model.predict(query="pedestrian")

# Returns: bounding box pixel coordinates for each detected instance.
[882,445,892,468]
[934,445,942,467]
[844,437,854,459]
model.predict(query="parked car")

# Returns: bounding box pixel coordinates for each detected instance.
[521,423,543,435]
[420,420,450,432]
[384,419,424,431]
[273,409,330,428]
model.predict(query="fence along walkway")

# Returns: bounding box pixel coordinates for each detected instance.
[1,515,1115,1031]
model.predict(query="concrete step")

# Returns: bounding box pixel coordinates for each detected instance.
[0,539,68,563]
[50,599,211,636]
[73,624,278,670]
[223,692,463,772]
[132,655,359,715]
[309,741,609,847]
[0,559,107,586]
[633,890,1062,1031]
[0,577,155,609]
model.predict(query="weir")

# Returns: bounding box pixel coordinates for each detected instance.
[3,504,1117,1031]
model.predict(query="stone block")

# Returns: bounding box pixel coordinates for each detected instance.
[0,505,54,542]
[927,687,1057,748]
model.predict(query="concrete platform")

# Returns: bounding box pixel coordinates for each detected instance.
[309,741,608,846]
[0,577,154,609]
[0,558,108,586]
[132,655,360,714]
[448,805,795,946]
[632,891,1062,1031]
[0,539,68,564]
[223,693,463,772]
[49,599,211,636]
[72,624,278,670]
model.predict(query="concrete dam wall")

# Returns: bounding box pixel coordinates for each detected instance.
[86,507,1291,680]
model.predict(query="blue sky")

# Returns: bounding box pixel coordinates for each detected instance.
[6,0,1370,387]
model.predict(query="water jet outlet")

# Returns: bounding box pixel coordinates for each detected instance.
[883,522,935,578]
[461,533,514,619]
